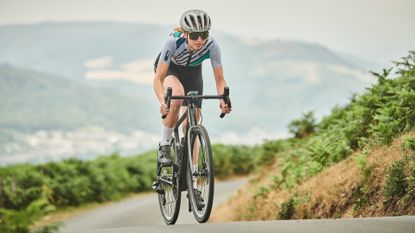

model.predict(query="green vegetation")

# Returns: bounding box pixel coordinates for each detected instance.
[227,51,415,220]
[0,153,156,211]
[0,143,260,230]
[288,111,317,139]
[402,136,415,152]
[385,160,407,198]
[268,51,415,192]
[0,152,156,231]
[212,144,260,179]
[278,199,296,220]
[0,188,60,233]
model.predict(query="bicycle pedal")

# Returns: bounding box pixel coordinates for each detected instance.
[152,181,165,194]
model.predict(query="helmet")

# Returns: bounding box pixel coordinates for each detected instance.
[180,9,211,32]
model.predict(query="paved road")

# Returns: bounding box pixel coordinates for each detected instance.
[65,216,415,233]
[61,178,248,232]
[60,178,415,233]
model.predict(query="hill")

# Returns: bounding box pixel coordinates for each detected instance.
[211,51,415,221]
[0,64,158,163]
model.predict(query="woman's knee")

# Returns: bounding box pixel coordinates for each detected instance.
[164,75,184,108]
[169,88,184,108]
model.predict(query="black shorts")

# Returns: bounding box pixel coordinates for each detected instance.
[155,55,203,108]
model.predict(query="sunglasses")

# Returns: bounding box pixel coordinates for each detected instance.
[188,31,209,40]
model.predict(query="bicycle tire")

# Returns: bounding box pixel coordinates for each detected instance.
[186,125,214,223]
[157,138,181,225]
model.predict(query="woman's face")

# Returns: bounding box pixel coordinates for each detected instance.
[186,31,209,50]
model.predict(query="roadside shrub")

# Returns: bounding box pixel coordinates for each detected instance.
[402,136,415,152]
[0,189,59,233]
[353,185,369,212]
[407,162,415,199]
[0,165,45,210]
[254,186,270,199]
[306,131,352,167]
[279,199,295,220]
[255,139,289,166]
[212,144,258,179]
[385,160,407,198]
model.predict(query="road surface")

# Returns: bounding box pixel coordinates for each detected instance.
[61,177,248,232]
[64,216,415,233]
[60,177,415,233]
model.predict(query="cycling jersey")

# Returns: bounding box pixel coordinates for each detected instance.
[157,31,222,69]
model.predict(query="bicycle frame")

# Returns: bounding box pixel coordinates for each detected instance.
[158,87,231,185]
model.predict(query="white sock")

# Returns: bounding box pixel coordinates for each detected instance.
[160,125,174,146]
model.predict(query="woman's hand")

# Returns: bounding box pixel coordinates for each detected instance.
[220,99,231,115]
[160,102,169,116]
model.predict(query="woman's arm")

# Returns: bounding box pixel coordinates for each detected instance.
[153,62,169,115]
[213,66,226,95]
[213,66,231,114]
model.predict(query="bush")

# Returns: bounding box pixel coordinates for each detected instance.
[402,136,415,152]
[407,162,415,199]
[288,111,317,139]
[0,189,59,233]
[385,160,407,198]
[0,152,157,211]
[212,144,258,179]
[279,199,295,220]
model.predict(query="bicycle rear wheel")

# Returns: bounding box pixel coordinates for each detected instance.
[157,139,181,225]
[186,125,214,223]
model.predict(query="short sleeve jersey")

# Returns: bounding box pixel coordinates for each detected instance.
[158,31,222,69]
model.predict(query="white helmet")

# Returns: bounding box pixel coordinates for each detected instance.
[180,9,211,32]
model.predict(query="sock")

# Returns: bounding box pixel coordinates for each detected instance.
[160,125,174,146]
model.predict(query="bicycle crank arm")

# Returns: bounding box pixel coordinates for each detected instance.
[159,176,173,186]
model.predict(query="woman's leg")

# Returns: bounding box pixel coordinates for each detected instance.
[161,75,184,140]
[158,75,184,165]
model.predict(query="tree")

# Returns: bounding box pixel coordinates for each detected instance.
[288,111,317,138]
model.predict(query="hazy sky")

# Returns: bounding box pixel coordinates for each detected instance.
[1,0,414,65]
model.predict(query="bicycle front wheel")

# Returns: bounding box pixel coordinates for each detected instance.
[157,138,181,225]
[186,125,214,223]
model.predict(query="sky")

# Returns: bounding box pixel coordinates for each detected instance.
[1,0,414,66]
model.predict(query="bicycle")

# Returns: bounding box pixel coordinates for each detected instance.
[152,86,231,224]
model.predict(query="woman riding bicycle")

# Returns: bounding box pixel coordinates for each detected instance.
[153,9,231,166]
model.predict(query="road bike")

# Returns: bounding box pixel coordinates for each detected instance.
[152,86,231,224]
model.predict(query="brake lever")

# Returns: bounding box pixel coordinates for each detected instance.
[220,87,231,118]
[162,87,172,119]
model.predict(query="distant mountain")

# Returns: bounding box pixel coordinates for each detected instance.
[0,63,156,132]
[0,64,160,164]
[0,22,377,164]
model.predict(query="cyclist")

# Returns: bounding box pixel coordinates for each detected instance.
[153,9,231,166]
